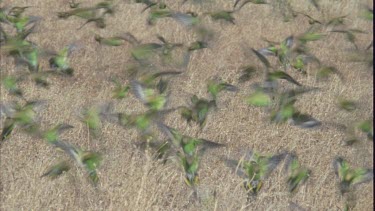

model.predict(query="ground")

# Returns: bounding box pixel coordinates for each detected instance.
[0,0,373,210]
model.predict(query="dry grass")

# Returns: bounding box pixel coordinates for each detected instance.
[0,0,373,210]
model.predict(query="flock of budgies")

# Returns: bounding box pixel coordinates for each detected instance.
[0,0,373,210]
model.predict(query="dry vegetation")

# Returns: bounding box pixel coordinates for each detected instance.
[0,0,373,210]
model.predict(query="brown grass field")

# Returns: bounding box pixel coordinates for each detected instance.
[0,0,373,210]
